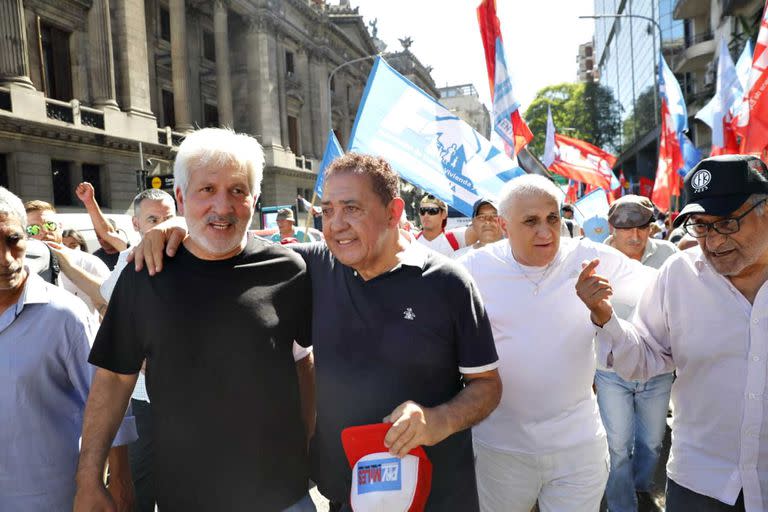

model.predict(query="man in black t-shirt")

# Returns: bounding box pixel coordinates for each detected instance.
[128,153,502,511]
[74,128,315,512]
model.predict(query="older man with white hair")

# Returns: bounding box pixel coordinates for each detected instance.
[74,128,316,511]
[578,154,768,511]
[0,187,136,511]
[459,175,654,512]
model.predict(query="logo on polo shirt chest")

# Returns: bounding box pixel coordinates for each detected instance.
[357,457,402,494]
[691,169,712,193]
[403,307,416,320]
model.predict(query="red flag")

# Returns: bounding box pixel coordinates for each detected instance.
[711,118,740,155]
[549,134,617,190]
[477,0,502,96]
[565,180,579,204]
[477,0,533,156]
[740,1,768,154]
[652,102,683,212]
[638,177,655,198]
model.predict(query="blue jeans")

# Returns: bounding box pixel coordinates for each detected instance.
[595,369,673,512]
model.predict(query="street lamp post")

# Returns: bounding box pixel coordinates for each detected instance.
[579,14,663,127]
[303,52,385,230]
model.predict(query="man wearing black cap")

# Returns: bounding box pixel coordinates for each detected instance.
[598,195,679,512]
[455,198,504,258]
[577,155,768,511]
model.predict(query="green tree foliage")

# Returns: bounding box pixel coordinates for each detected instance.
[524,82,623,158]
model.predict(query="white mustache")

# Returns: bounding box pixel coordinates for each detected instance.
[205,214,238,224]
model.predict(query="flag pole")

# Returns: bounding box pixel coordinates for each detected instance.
[304,191,317,232]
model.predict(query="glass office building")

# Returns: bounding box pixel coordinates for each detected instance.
[593,0,685,180]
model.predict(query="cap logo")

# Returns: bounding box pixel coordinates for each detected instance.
[691,169,712,193]
[357,457,402,494]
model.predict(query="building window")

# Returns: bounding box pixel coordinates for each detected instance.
[40,23,73,101]
[285,51,295,76]
[0,155,8,189]
[288,115,299,154]
[160,6,171,42]
[203,30,216,61]
[51,160,73,206]
[330,76,336,94]
[162,89,175,128]
[204,103,219,127]
[81,164,102,205]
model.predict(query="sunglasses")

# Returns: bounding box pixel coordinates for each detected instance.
[26,221,58,236]
[419,207,442,216]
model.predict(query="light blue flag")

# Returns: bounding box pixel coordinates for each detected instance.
[543,105,556,168]
[679,133,702,178]
[659,55,689,136]
[348,57,525,217]
[314,131,343,199]
[573,188,610,243]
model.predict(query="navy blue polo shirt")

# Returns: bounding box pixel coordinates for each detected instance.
[294,242,498,511]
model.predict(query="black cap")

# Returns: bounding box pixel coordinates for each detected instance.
[472,197,498,218]
[674,155,768,227]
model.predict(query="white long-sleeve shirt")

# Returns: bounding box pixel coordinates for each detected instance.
[459,238,655,454]
[597,246,767,511]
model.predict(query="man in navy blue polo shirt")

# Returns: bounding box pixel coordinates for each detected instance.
[295,153,501,511]
[131,153,502,511]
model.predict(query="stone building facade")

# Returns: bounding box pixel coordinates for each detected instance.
[0,0,436,219]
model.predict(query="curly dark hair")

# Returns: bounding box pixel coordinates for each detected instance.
[325,153,400,207]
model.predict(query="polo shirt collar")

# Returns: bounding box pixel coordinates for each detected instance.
[16,271,50,314]
[641,238,658,263]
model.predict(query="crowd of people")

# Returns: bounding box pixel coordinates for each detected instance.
[1,126,766,512]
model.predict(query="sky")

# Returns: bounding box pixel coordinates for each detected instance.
[352,0,595,112]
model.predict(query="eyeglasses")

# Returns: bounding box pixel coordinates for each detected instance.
[683,198,767,238]
[474,214,499,224]
[419,207,442,216]
[26,221,58,236]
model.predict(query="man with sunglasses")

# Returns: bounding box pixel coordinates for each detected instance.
[577,155,768,511]
[415,194,465,257]
[24,200,110,323]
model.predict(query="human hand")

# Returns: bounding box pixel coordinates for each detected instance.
[575,258,614,327]
[382,401,450,458]
[127,217,187,275]
[44,241,73,270]
[75,182,96,206]
[107,474,135,512]
[73,482,117,512]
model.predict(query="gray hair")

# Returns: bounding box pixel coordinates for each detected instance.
[133,188,176,215]
[173,127,265,199]
[749,193,768,216]
[0,187,27,228]
[497,174,563,220]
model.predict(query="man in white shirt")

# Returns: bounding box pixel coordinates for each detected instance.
[598,195,679,512]
[577,154,768,511]
[415,194,464,257]
[453,198,504,259]
[24,200,110,322]
[459,175,654,512]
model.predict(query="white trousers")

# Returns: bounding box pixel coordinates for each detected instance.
[475,440,609,512]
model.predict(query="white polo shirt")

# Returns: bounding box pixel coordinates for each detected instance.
[459,238,655,454]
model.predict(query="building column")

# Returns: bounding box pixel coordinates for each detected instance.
[170,0,193,132]
[0,0,34,89]
[213,0,233,127]
[297,45,314,158]
[275,34,289,149]
[88,0,118,109]
[247,17,279,147]
[309,51,329,157]
[113,0,154,117]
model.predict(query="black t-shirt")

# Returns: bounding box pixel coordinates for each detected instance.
[293,243,498,512]
[93,247,121,271]
[89,239,312,511]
